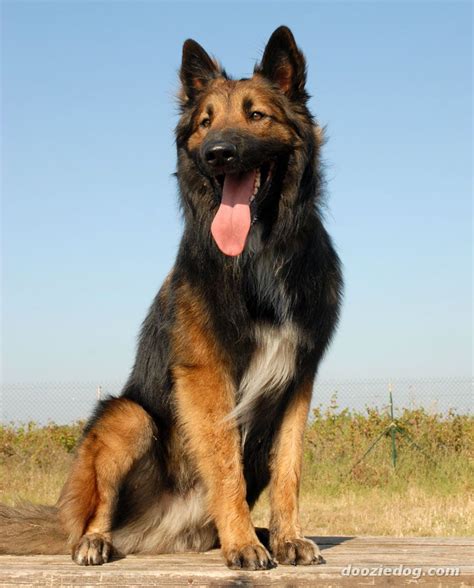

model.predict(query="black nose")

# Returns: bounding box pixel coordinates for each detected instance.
[204,142,237,167]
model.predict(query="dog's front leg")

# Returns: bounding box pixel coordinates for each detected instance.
[269,376,325,566]
[172,286,274,570]
[174,361,275,570]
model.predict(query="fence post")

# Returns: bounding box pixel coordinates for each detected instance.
[389,381,397,467]
[96,385,102,401]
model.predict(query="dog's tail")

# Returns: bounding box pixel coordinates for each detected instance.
[0,503,68,555]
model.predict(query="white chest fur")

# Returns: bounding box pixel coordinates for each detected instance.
[228,322,299,431]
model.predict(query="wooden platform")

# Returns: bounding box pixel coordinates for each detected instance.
[0,536,473,587]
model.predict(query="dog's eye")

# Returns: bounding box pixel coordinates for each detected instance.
[250,111,265,121]
[200,118,211,129]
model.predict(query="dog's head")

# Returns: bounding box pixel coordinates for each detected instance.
[176,26,320,257]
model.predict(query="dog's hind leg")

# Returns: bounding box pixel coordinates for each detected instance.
[57,397,156,565]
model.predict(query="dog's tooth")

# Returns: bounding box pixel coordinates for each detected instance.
[252,170,261,196]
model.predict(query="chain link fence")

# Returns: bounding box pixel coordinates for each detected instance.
[313,377,472,415]
[1,377,471,424]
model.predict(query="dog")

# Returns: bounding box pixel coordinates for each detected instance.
[0,26,342,571]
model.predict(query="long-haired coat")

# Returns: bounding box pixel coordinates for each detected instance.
[0,26,342,571]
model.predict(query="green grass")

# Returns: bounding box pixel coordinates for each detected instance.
[1,399,473,536]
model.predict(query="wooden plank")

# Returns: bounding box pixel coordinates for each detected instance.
[0,537,473,587]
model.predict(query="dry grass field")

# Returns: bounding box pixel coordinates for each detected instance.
[1,399,473,536]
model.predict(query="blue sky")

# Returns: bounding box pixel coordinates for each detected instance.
[2,1,472,391]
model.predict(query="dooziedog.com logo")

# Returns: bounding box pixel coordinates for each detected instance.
[341,564,460,580]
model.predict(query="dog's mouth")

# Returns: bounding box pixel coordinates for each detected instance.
[210,163,273,257]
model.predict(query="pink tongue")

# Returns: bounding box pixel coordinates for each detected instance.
[211,170,256,256]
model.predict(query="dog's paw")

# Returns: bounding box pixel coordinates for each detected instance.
[72,533,113,566]
[224,543,277,571]
[272,536,325,566]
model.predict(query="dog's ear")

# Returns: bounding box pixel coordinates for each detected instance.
[256,26,308,102]
[180,39,221,102]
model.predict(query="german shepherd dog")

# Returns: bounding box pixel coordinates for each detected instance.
[0,26,342,571]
